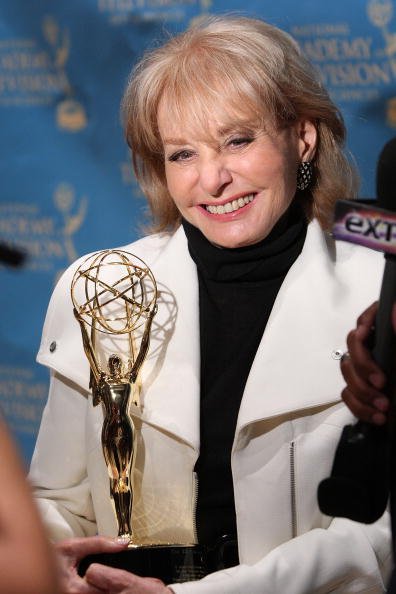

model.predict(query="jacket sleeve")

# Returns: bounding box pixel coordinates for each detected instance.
[28,371,97,541]
[170,514,391,593]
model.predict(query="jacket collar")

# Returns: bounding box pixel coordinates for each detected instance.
[139,227,201,450]
[237,221,344,430]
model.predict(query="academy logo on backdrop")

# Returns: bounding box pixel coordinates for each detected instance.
[0,365,48,437]
[0,37,66,107]
[367,0,396,127]
[291,0,396,128]
[97,0,211,24]
[0,15,87,132]
[0,183,87,275]
[42,15,87,132]
[54,183,88,270]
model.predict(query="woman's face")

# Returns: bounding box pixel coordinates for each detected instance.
[158,103,317,248]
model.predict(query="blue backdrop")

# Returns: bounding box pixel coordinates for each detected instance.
[1,0,396,462]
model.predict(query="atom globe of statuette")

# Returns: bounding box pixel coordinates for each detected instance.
[71,249,158,343]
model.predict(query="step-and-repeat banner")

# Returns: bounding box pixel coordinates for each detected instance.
[1,0,395,462]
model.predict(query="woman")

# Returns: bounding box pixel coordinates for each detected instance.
[29,16,390,593]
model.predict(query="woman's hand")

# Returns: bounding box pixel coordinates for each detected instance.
[85,564,173,593]
[55,535,130,593]
[340,301,392,425]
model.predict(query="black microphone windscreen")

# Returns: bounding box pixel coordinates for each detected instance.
[0,242,26,267]
[376,137,396,212]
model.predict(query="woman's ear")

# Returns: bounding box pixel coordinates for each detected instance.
[297,119,317,161]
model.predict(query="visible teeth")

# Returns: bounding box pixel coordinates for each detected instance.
[205,194,254,215]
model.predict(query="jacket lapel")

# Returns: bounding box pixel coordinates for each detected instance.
[237,220,383,430]
[139,227,201,451]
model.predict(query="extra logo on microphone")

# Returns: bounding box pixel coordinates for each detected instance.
[333,200,396,255]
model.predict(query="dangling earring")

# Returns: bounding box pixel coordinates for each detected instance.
[297,161,313,191]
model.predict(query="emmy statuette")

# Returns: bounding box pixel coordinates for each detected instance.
[71,249,206,583]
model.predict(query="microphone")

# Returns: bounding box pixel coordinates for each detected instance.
[374,137,396,390]
[317,138,396,523]
[0,242,26,267]
[377,137,396,211]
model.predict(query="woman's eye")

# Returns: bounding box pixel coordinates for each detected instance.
[228,136,254,148]
[168,150,193,162]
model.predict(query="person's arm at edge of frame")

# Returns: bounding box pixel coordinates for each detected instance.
[0,415,60,594]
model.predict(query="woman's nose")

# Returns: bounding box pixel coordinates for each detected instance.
[198,157,232,197]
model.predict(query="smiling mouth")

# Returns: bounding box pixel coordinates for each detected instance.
[204,194,255,215]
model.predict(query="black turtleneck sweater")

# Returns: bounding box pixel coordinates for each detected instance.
[182,203,307,549]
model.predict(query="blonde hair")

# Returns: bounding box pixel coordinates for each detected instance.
[122,15,358,233]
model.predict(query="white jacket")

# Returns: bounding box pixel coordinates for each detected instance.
[30,220,391,593]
